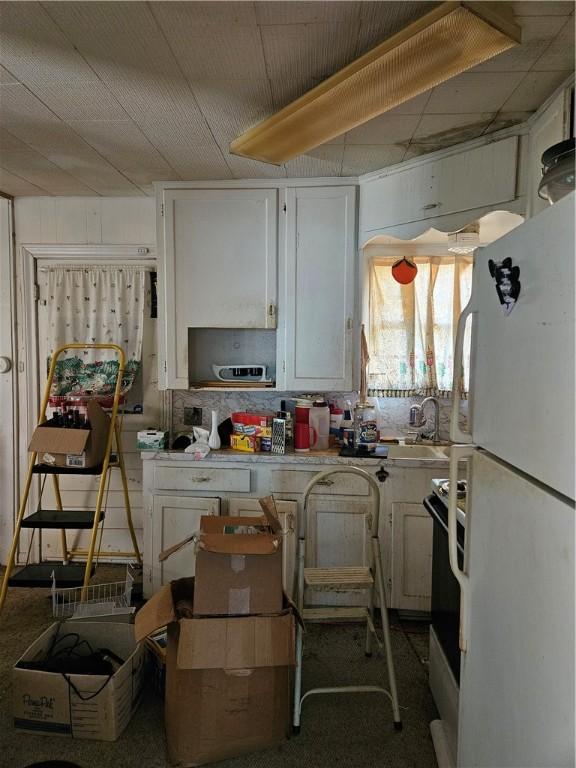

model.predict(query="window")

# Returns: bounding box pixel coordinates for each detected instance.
[368,256,472,397]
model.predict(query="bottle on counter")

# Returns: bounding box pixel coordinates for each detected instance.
[354,400,378,451]
[329,406,343,441]
[353,401,378,450]
[341,400,355,448]
[309,398,330,450]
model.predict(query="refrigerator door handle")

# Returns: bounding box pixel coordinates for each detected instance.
[450,297,477,443]
[449,444,476,652]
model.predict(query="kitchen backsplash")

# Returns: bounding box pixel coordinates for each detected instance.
[171,390,468,444]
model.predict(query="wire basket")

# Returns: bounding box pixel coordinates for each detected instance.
[51,565,135,619]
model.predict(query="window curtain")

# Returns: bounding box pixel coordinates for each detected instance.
[46,266,147,396]
[368,256,473,398]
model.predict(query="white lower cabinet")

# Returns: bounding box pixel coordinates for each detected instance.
[143,458,446,608]
[227,497,297,599]
[151,495,220,591]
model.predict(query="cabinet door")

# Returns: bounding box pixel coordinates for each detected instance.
[284,186,356,391]
[152,495,220,590]
[360,136,518,240]
[227,497,297,599]
[160,188,278,388]
[391,502,433,612]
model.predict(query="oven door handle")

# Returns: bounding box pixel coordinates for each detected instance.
[449,444,475,653]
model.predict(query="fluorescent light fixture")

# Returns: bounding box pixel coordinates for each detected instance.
[230,2,521,165]
[448,223,480,254]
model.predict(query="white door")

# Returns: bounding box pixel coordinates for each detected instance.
[283,186,356,391]
[227,497,297,599]
[152,495,220,590]
[36,262,162,562]
[160,188,278,388]
[0,199,16,565]
[463,193,575,499]
[458,449,575,768]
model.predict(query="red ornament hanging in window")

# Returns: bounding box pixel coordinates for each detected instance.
[391,257,418,285]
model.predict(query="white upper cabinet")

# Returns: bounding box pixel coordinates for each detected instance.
[359,135,520,243]
[159,187,278,388]
[283,186,356,392]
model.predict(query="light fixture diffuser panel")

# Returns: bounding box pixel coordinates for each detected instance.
[231,2,521,164]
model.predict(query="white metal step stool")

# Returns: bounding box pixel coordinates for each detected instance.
[293,466,402,733]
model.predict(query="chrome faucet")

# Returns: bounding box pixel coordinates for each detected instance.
[408,397,441,443]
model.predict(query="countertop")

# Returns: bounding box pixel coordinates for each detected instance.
[141,447,450,468]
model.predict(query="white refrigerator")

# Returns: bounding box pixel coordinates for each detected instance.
[448,191,575,768]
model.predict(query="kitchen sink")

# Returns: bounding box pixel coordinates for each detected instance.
[386,444,449,460]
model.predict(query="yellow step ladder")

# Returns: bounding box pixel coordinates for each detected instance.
[0,343,141,615]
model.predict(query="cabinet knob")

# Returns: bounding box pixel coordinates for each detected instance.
[191,476,210,483]
[315,478,334,487]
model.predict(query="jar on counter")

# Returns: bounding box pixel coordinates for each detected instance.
[309,399,330,450]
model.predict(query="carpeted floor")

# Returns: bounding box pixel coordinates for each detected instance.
[0,566,439,768]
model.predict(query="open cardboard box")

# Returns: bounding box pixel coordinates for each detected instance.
[13,621,145,741]
[29,399,110,469]
[135,577,295,767]
[193,496,284,617]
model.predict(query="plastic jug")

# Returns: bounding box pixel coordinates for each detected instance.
[309,399,330,450]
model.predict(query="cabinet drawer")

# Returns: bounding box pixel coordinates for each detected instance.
[154,466,251,492]
[270,469,370,496]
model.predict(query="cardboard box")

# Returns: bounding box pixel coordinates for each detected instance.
[137,429,169,450]
[135,578,294,767]
[230,434,260,452]
[13,621,145,740]
[194,512,283,616]
[29,400,110,469]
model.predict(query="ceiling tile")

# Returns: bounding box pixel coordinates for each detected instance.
[483,111,533,134]
[0,83,68,143]
[532,17,575,71]
[153,5,267,80]
[226,155,288,179]
[261,22,359,82]
[510,2,574,16]
[345,114,421,145]
[66,120,179,188]
[0,1,99,85]
[152,1,257,25]
[386,92,431,115]
[413,113,495,143]
[0,65,18,84]
[104,77,214,143]
[0,167,49,196]
[28,81,128,121]
[425,72,526,114]
[192,79,274,148]
[43,2,181,82]
[0,125,141,196]
[284,146,344,177]
[255,2,361,26]
[355,2,438,56]
[341,145,405,175]
[500,70,572,112]
[472,16,568,72]
[0,144,96,195]
[134,122,233,179]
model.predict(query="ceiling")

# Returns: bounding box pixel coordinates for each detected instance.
[0,1,574,197]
